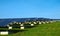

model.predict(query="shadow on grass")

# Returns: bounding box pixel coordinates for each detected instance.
[9,30,28,34]
[0,30,27,34]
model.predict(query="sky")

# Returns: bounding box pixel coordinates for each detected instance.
[0,0,60,19]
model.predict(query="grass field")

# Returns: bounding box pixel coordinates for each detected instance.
[0,21,60,36]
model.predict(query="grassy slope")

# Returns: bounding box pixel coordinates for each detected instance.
[1,21,60,36]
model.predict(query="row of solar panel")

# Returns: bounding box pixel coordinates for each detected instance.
[0,18,52,26]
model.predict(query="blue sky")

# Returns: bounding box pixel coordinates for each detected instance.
[0,0,60,19]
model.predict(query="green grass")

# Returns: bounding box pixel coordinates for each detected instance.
[0,21,60,36]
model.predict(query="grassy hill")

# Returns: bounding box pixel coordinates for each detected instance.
[1,21,60,36]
